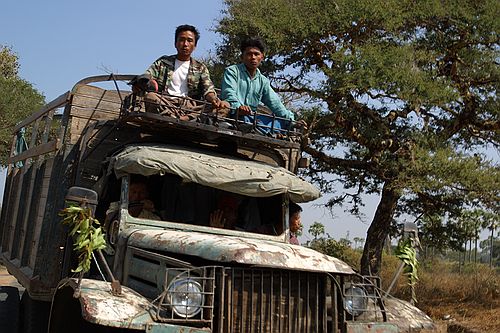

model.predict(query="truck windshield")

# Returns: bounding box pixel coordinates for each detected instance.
[126,173,285,236]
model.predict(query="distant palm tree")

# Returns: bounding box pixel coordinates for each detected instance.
[308,222,325,240]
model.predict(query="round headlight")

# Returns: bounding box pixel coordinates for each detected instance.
[344,286,367,317]
[167,278,203,318]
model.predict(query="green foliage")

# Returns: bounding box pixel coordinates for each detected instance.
[308,221,325,240]
[395,239,419,303]
[0,45,19,78]
[59,205,107,273]
[216,0,500,274]
[0,45,45,166]
[307,238,361,270]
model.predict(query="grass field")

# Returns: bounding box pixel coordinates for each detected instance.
[381,258,499,332]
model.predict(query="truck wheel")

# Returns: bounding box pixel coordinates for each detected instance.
[19,292,51,333]
[0,286,20,332]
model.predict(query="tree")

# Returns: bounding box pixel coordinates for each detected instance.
[353,237,365,250]
[215,0,499,275]
[0,45,45,166]
[0,45,19,78]
[308,221,325,240]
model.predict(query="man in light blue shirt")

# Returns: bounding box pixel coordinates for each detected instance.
[221,37,295,134]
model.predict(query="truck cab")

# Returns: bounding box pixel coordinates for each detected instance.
[0,75,435,332]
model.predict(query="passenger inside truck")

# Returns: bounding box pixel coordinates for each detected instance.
[97,173,285,237]
[127,175,161,220]
[133,173,285,235]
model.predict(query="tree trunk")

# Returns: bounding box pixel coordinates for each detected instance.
[490,227,494,268]
[474,235,478,263]
[361,182,400,276]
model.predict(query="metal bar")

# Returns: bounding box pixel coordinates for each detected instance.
[239,269,244,333]
[230,269,234,331]
[315,274,319,333]
[297,272,301,332]
[260,269,264,333]
[288,271,291,332]
[332,276,346,332]
[218,269,225,333]
[306,273,310,333]
[250,269,254,333]
[270,271,274,333]
[278,271,283,332]
[322,275,328,333]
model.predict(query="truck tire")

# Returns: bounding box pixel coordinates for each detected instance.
[0,286,20,333]
[19,293,50,333]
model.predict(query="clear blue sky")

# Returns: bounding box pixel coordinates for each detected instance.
[0,0,375,243]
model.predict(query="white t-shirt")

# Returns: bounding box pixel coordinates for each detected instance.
[167,59,190,96]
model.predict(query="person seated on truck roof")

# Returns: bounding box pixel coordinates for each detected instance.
[220,37,307,136]
[130,24,229,120]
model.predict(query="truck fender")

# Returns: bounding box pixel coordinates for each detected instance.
[50,278,154,331]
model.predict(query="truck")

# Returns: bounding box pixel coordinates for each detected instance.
[0,74,436,332]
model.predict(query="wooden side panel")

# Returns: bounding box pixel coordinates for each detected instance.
[21,160,46,267]
[69,85,125,145]
[28,157,54,269]
[10,164,34,260]
[0,167,16,252]
[69,117,98,145]
[1,168,20,256]
[6,167,25,257]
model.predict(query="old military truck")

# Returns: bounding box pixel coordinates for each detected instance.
[0,74,436,332]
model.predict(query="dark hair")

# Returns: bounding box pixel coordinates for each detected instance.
[289,201,302,216]
[175,25,200,45]
[240,37,266,54]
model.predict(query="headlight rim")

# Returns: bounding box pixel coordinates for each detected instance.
[344,285,368,318]
[166,277,204,318]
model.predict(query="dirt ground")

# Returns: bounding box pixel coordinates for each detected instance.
[0,263,23,289]
[422,301,500,333]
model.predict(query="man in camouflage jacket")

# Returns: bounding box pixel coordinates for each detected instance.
[137,25,228,119]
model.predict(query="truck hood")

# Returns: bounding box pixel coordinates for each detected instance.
[126,228,355,274]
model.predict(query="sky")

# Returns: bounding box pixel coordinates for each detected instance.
[0,0,390,244]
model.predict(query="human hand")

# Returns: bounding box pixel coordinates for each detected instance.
[294,119,308,130]
[237,105,253,116]
[130,76,158,94]
[211,98,229,109]
[209,209,225,228]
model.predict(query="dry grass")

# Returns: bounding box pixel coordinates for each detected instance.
[382,258,500,332]
[318,248,499,331]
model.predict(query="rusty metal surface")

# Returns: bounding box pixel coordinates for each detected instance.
[145,323,210,332]
[125,228,354,274]
[346,322,399,333]
[218,267,332,333]
[56,278,215,332]
[384,297,436,332]
[64,278,152,330]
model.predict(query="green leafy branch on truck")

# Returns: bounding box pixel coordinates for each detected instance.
[395,239,419,303]
[59,205,106,273]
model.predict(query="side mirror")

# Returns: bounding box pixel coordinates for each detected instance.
[65,186,98,215]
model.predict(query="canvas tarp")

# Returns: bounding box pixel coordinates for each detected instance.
[110,144,321,203]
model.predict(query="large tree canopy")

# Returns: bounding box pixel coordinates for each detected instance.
[0,45,45,166]
[215,0,499,275]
